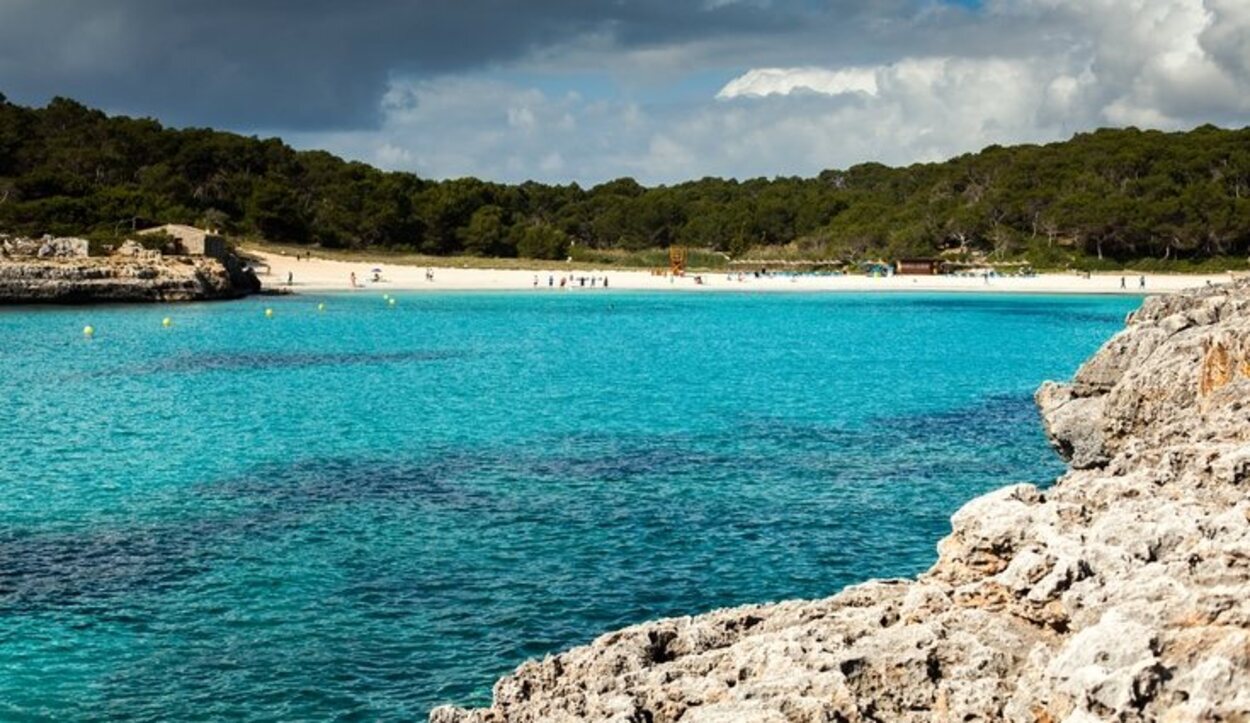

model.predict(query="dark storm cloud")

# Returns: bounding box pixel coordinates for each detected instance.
[0,0,835,130]
[15,0,1241,186]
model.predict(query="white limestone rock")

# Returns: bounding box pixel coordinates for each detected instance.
[432,280,1250,723]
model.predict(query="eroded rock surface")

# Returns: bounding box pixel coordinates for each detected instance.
[432,281,1250,723]
[0,233,89,258]
[0,255,259,303]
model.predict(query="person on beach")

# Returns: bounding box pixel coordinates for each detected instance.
[548,275,554,287]
[287,271,293,286]
[350,272,356,288]
[533,274,539,288]
[603,276,609,288]
[1140,275,1146,289]
[1121,276,1126,289]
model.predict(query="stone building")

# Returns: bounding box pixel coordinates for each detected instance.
[138,224,227,259]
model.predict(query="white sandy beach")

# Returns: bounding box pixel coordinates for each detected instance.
[249,249,1235,296]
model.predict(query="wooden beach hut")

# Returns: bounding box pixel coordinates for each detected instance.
[894,258,942,275]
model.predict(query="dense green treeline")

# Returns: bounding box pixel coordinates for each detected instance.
[2,94,1250,265]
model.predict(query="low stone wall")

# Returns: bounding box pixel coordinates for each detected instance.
[431,281,1250,722]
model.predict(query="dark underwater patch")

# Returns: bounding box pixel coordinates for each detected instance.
[737,393,1060,484]
[0,437,740,614]
[0,396,1051,617]
[70,349,471,382]
[494,434,735,484]
[148,349,469,374]
[203,456,478,508]
[0,457,486,614]
[899,297,1131,325]
[0,525,209,613]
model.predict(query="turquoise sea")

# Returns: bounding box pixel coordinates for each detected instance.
[0,291,1138,720]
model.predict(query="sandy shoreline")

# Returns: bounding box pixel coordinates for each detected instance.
[249,249,1235,296]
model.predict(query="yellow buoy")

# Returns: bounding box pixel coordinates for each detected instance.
[317,302,326,312]
[162,317,172,328]
[264,308,274,318]
[82,325,94,337]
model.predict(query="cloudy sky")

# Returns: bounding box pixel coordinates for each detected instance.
[1,0,1248,184]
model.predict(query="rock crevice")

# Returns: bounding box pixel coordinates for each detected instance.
[433,282,1250,722]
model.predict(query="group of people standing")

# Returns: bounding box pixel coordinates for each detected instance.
[346,268,433,288]
[533,274,610,289]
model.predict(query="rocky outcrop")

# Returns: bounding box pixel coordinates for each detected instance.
[0,254,260,303]
[432,281,1250,722]
[1,234,90,259]
[114,239,161,259]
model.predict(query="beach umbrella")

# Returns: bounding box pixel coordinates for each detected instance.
[372,267,383,273]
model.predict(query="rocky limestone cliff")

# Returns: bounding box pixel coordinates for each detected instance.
[432,281,1250,722]
[0,255,260,303]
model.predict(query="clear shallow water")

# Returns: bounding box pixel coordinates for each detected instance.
[0,291,1139,720]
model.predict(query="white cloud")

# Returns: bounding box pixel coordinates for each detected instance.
[1202,0,1250,79]
[285,76,657,183]
[288,0,1250,185]
[716,67,878,99]
[507,106,537,131]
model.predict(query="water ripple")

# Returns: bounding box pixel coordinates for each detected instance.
[0,291,1141,720]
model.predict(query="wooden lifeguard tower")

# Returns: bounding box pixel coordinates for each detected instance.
[669,246,687,276]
